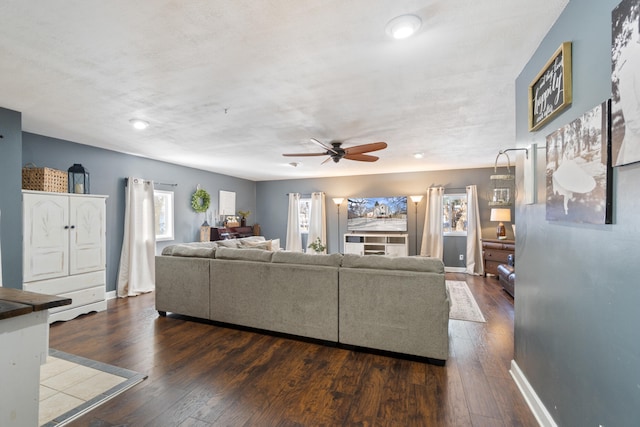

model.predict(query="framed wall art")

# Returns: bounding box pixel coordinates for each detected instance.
[545,100,613,224]
[612,0,640,166]
[219,190,236,216]
[529,42,573,132]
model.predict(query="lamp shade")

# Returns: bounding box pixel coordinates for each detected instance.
[332,197,344,206]
[490,208,511,222]
[410,195,423,204]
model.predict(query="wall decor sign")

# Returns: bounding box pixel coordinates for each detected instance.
[545,100,613,224]
[528,42,573,132]
[611,0,640,166]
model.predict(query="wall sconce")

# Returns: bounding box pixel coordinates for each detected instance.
[410,195,423,255]
[332,198,344,253]
[490,208,511,240]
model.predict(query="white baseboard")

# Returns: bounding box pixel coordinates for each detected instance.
[510,360,557,427]
[444,266,466,273]
[106,290,117,300]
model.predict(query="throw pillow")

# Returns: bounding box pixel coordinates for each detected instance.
[216,239,240,248]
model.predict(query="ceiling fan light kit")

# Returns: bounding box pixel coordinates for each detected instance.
[385,14,422,40]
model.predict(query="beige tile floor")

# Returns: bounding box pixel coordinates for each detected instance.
[39,356,127,426]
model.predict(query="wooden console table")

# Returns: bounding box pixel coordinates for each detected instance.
[482,239,515,277]
[210,226,255,240]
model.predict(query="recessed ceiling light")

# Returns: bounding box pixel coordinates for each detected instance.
[386,14,422,40]
[413,152,425,159]
[129,119,149,130]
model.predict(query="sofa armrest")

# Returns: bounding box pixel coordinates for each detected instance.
[155,256,211,318]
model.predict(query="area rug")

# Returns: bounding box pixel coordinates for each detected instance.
[39,349,147,427]
[446,280,486,323]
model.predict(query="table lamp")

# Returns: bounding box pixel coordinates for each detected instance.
[490,208,511,240]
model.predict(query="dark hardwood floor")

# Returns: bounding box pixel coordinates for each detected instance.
[48,273,537,426]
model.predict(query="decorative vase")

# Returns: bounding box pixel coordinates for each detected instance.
[241,217,246,227]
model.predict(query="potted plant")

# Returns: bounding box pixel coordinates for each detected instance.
[237,210,251,227]
[308,237,326,254]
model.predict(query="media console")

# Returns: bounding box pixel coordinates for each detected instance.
[344,233,408,256]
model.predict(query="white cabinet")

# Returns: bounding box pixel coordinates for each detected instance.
[344,233,408,256]
[22,191,108,323]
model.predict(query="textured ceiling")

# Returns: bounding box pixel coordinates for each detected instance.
[0,0,568,181]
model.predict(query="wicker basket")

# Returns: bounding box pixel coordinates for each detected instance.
[22,164,68,193]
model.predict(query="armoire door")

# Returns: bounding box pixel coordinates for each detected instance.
[23,193,69,282]
[69,195,106,275]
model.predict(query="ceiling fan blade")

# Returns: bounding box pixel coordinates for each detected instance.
[282,152,326,157]
[310,138,339,155]
[321,156,333,165]
[344,153,379,162]
[344,142,387,155]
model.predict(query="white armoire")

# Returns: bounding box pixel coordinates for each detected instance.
[22,190,108,323]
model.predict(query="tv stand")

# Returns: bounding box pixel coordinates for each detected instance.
[344,233,408,256]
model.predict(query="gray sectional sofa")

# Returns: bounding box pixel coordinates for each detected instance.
[155,241,449,363]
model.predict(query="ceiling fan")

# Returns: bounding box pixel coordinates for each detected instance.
[283,138,388,164]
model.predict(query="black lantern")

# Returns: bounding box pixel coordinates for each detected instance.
[68,164,90,194]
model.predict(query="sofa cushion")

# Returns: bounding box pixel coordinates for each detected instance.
[215,246,274,262]
[161,242,217,257]
[271,251,343,267]
[341,254,444,273]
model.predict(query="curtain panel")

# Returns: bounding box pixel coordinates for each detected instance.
[285,193,302,252]
[420,187,444,258]
[465,185,484,275]
[117,178,156,297]
[307,192,327,253]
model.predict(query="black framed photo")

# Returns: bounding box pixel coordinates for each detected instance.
[612,0,640,166]
[545,101,613,224]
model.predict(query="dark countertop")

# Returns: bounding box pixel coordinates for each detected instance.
[0,288,72,321]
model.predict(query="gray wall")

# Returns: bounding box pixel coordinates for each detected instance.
[0,107,23,288]
[256,167,514,261]
[443,235,467,268]
[515,0,640,425]
[22,132,256,293]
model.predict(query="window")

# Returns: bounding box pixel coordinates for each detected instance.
[154,190,174,241]
[443,193,467,236]
[299,197,311,234]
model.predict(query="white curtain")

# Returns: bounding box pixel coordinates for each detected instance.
[285,193,302,252]
[465,185,484,275]
[117,178,156,297]
[307,192,326,254]
[420,187,444,258]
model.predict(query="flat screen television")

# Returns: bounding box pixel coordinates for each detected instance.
[347,196,408,232]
